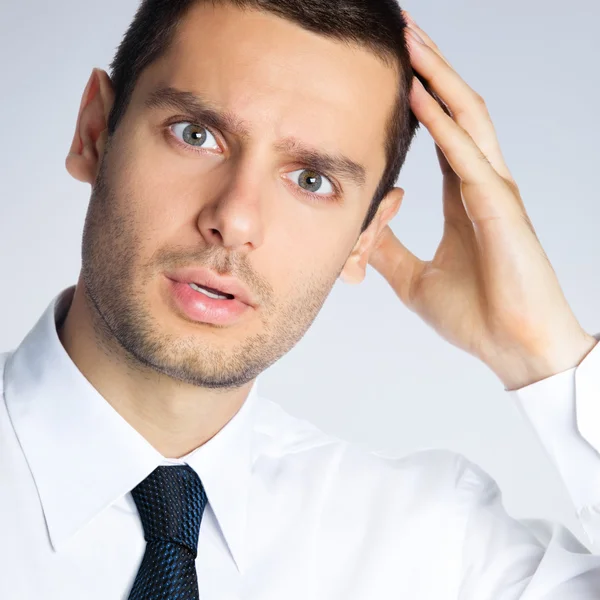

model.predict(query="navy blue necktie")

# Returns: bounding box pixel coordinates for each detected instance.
[128,464,208,600]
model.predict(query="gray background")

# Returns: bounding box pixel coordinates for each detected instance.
[1,0,598,547]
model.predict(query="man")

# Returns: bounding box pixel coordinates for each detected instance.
[2,0,600,598]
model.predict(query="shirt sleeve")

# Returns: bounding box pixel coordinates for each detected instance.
[507,332,600,549]
[457,458,600,599]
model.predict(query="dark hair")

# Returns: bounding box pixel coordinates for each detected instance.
[107,0,422,234]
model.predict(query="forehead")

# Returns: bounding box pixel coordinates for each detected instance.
[138,2,400,186]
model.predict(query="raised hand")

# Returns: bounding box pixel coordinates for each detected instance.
[368,12,597,390]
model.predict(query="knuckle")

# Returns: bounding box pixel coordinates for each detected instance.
[473,93,487,107]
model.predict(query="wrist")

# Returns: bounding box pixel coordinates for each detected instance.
[493,332,598,391]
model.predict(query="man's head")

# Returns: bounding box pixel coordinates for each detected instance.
[66,0,419,390]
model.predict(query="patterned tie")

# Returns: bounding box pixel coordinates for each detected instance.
[128,464,208,600]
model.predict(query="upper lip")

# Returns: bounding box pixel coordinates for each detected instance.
[165,267,256,307]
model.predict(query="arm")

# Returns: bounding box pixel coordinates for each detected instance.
[510,332,600,550]
[365,14,600,597]
[457,333,600,598]
[457,455,600,599]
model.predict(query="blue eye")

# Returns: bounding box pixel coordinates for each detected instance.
[170,122,220,150]
[288,169,334,196]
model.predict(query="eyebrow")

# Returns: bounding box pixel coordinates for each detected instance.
[144,86,367,189]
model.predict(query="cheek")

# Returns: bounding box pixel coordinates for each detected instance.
[112,146,194,239]
[293,223,357,271]
[268,225,351,292]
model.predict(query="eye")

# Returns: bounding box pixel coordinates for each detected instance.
[288,169,334,196]
[169,122,220,151]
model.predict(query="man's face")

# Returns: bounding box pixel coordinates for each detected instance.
[81,2,399,389]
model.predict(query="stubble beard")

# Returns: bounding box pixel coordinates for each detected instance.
[79,144,340,390]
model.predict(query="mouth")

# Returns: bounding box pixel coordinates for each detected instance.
[164,276,252,326]
[164,266,256,308]
[188,281,235,300]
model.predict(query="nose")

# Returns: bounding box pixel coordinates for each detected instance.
[195,160,266,253]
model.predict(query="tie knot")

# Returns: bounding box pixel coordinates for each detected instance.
[131,464,207,558]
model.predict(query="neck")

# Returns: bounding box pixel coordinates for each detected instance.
[57,279,253,459]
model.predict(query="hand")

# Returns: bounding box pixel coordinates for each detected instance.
[368,13,597,390]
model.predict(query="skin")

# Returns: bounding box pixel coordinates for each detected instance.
[369,15,597,390]
[62,3,597,459]
[62,2,404,458]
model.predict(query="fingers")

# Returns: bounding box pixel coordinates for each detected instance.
[368,225,425,309]
[403,17,515,185]
[410,77,520,224]
[402,11,453,69]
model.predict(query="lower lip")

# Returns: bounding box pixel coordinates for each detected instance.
[165,278,251,325]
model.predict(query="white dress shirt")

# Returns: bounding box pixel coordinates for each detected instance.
[2,285,600,599]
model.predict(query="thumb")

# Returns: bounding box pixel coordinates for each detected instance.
[368,225,424,307]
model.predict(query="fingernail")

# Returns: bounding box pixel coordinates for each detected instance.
[403,10,416,26]
[407,27,426,45]
[411,76,425,91]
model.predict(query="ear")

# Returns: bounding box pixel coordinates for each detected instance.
[65,68,115,184]
[340,186,405,285]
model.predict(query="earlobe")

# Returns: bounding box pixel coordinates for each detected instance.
[339,232,373,285]
[340,256,368,285]
[65,68,115,184]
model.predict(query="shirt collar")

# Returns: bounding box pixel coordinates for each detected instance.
[4,285,261,573]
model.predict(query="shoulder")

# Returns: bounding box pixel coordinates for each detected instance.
[253,393,486,504]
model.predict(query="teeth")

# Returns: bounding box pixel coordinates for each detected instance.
[189,282,230,300]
